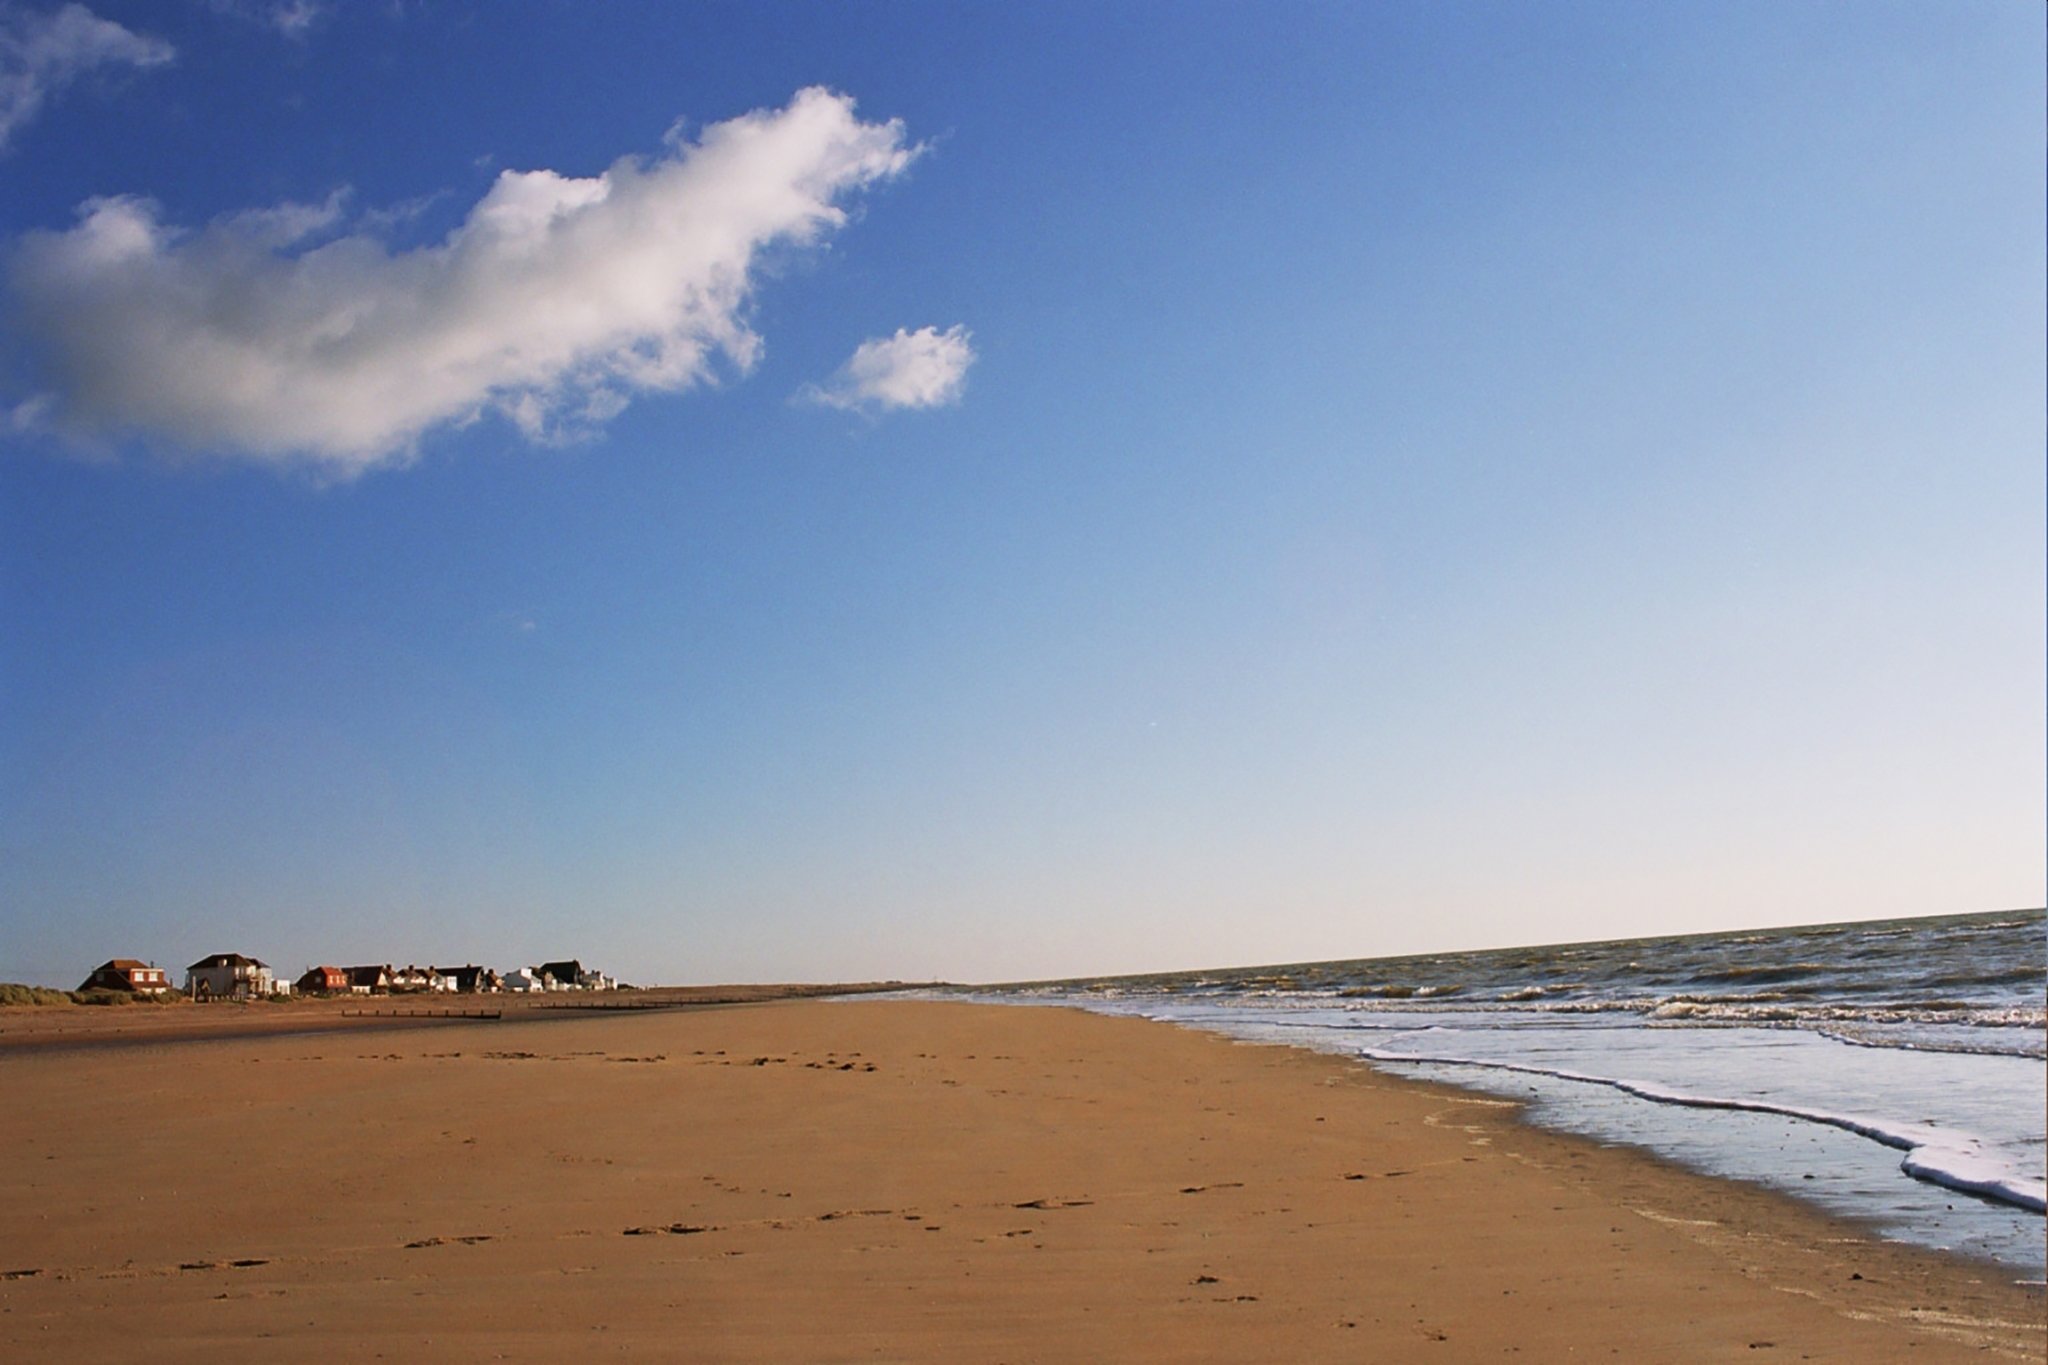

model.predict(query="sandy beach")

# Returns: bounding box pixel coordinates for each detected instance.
[0,998,2039,1361]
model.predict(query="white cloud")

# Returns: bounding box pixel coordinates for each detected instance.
[801,325,976,414]
[264,2,321,37]
[7,87,920,474]
[0,3,172,151]
[207,1,323,39]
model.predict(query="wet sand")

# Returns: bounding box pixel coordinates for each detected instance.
[0,998,2039,1360]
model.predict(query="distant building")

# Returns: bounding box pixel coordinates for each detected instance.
[502,967,546,993]
[537,959,610,991]
[343,965,390,994]
[296,965,349,995]
[78,959,171,995]
[436,964,500,994]
[536,960,581,991]
[387,965,436,993]
[186,953,278,1001]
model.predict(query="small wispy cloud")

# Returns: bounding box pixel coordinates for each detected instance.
[267,1,321,37]
[354,188,450,238]
[0,3,173,152]
[800,325,976,414]
[489,610,538,635]
[6,87,922,475]
[208,0,324,39]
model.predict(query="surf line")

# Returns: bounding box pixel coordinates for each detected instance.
[1352,1045,2047,1215]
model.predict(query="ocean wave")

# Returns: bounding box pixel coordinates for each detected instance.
[1816,1027,2047,1060]
[1314,992,2048,1030]
[1335,983,1466,999]
[1915,966,2048,989]
[1353,1047,2047,1215]
[1289,993,2043,1030]
[1643,998,2045,1031]
[1680,962,1830,986]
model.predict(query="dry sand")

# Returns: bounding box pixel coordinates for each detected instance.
[0,998,2040,1361]
[0,984,894,1052]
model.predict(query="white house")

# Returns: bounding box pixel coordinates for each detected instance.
[185,953,281,1000]
[387,964,440,993]
[537,959,613,991]
[502,967,546,993]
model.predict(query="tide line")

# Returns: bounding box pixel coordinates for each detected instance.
[1353,1046,2047,1215]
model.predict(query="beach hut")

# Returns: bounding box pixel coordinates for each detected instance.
[185,953,276,1001]
[77,959,171,995]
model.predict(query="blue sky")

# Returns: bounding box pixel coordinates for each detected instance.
[2,1,2040,987]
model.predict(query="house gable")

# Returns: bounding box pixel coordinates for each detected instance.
[78,959,170,994]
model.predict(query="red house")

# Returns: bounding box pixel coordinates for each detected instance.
[296,965,349,995]
[78,959,171,995]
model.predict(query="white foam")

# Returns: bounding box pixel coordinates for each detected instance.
[1354,1046,2048,1215]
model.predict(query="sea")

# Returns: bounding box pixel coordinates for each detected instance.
[954,908,2047,1279]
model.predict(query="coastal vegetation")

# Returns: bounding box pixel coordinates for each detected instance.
[0,982,185,1007]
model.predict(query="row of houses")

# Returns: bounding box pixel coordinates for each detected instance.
[293,960,613,995]
[77,955,615,1000]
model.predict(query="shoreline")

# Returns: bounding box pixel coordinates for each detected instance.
[2,998,2040,1360]
[1036,998,2046,1286]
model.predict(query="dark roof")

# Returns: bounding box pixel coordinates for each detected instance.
[187,953,267,971]
[344,965,389,987]
[78,961,165,991]
[538,960,584,982]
